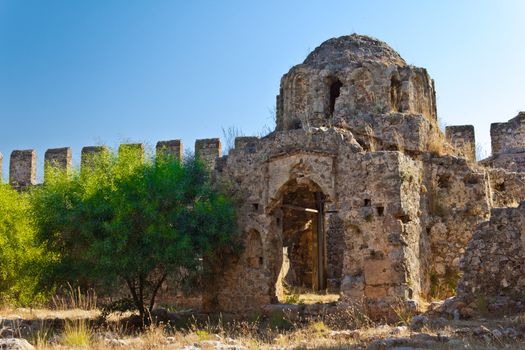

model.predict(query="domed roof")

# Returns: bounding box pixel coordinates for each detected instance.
[303,34,406,68]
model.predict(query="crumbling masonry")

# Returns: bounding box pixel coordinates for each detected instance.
[2,34,525,317]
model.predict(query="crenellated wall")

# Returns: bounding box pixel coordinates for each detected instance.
[490,112,525,155]
[9,150,37,190]
[445,125,476,162]
[480,112,525,172]
[1,139,222,190]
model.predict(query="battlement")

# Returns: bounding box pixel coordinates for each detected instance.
[1,138,224,190]
[490,112,525,155]
[445,125,476,161]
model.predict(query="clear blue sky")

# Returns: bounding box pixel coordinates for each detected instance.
[1,0,524,181]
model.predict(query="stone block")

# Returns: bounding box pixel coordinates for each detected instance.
[234,137,259,153]
[9,149,36,189]
[81,146,109,172]
[364,258,404,286]
[118,143,145,160]
[44,147,72,180]
[446,125,475,161]
[490,112,525,155]
[195,138,221,168]
[156,140,183,161]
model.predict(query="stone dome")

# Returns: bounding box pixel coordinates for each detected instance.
[303,34,406,68]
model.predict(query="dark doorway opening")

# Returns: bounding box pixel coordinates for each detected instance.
[279,183,326,291]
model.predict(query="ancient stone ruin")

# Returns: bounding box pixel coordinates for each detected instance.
[2,34,525,318]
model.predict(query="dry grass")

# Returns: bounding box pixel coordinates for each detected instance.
[3,289,525,350]
[0,306,99,320]
[287,293,340,305]
[2,312,523,349]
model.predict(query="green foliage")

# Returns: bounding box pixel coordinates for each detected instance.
[0,183,46,305]
[32,148,238,321]
[100,298,137,319]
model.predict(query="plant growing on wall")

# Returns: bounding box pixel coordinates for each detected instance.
[31,148,238,323]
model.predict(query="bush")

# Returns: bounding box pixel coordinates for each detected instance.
[31,148,238,322]
[0,183,45,305]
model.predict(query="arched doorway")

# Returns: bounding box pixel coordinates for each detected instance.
[274,179,327,296]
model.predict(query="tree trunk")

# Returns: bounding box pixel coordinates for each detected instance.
[148,273,167,314]
[125,277,146,325]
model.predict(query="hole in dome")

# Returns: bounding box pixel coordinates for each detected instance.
[329,79,343,117]
[390,75,403,112]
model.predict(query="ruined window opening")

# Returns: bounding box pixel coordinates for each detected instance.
[390,75,403,112]
[291,119,302,129]
[328,79,343,117]
[252,203,259,212]
[376,206,384,216]
[364,199,371,207]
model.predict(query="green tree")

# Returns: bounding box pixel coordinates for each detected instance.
[32,148,238,321]
[0,183,45,305]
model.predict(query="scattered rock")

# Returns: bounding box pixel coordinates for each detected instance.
[409,315,428,331]
[0,338,35,350]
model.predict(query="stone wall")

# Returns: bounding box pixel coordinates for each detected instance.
[456,203,525,316]
[203,127,434,315]
[419,155,490,298]
[490,112,525,155]
[476,112,525,172]
[487,168,525,208]
[9,150,36,190]
[156,140,183,161]
[195,138,221,169]
[2,139,223,189]
[445,125,475,161]
[44,147,72,180]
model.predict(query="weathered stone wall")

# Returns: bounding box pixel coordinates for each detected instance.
[195,138,221,168]
[487,168,525,208]
[419,155,490,298]
[338,151,424,315]
[81,146,109,172]
[456,203,525,316]
[490,112,525,155]
[205,127,361,312]
[156,140,183,161]
[9,150,36,190]
[3,140,196,188]
[203,127,433,315]
[275,35,438,153]
[481,149,525,173]
[44,147,72,180]
[446,125,475,161]
[477,112,525,172]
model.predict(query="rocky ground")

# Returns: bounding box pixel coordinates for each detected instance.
[2,306,525,349]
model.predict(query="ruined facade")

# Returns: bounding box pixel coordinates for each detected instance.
[202,35,525,316]
[2,34,525,317]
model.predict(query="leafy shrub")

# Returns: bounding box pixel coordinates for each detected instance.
[0,183,46,305]
[31,148,238,323]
